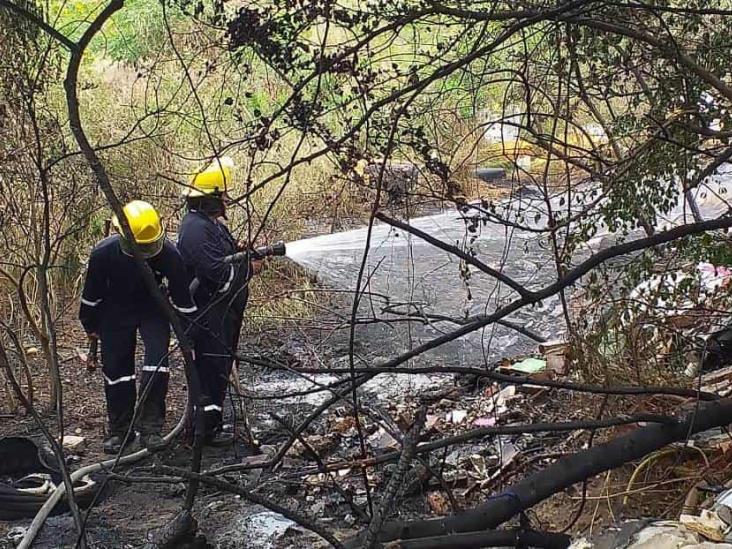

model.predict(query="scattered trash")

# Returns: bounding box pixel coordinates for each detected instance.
[446,410,467,424]
[289,433,339,458]
[6,526,28,544]
[702,365,732,397]
[217,511,300,549]
[539,340,570,375]
[568,539,593,549]
[505,357,546,374]
[496,440,519,468]
[367,428,399,451]
[495,385,517,400]
[714,489,732,519]
[332,416,356,434]
[679,510,727,542]
[485,385,520,416]
[424,414,440,432]
[445,444,486,467]
[473,416,496,428]
[310,500,326,515]
[631,523,705,547]
[60,435,86,451]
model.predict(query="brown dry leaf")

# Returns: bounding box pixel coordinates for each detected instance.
[332,416,356,433]
[426,492,450,515]
[289,433,339,458]
[716,440,732,455]
[424,414,440,433]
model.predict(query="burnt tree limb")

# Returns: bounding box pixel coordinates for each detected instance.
[364,405,428,548]
[389,529,571,549]
[374,397,732,543]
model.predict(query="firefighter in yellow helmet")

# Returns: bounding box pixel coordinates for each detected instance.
[177,157,261,446]
[79,201,197,454]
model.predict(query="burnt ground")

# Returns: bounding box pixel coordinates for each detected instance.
[2,295,732,548]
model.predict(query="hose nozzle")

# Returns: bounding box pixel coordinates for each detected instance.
[253,240,286,259]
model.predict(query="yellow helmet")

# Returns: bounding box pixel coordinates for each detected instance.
[183,156,234,197]
[111,200,164,258]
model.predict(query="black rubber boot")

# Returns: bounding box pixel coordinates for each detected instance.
[204,431,234,447]
[140,433,166,452]
[103,434,135,455]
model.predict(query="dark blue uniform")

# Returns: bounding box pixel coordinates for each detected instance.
[79,236,196,437]
[177,210,250,437]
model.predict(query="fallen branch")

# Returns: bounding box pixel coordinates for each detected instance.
[209,414,674,477]
[374,397,732,543]
[364,405,427,548]
[241,357,717,401]
[387,529,571,549]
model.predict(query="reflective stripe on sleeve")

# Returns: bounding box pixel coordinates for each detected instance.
[81,297,103,307]
[173,303,198,314]
[203,404,222,412]
[218,265,235,293]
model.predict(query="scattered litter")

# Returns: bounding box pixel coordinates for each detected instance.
[679,510,727,542]
[367,428,399,451]
[473,417,496,428]
[289,434,339,458]
[702,365,732,397]
[484,385,520,416]
[568,539,593,549]
[424,414,440,432]
[715,488,732,511]
[445,444,485,467]
[6,526,28,544]
[506,357,546,374]
[446,410,467,424]
[207,500,226,512]
[60,435,86,451]
[238,453,270,467]
[539,340,569,375]
[332,416,357,434]
[496,440,519,468]
[627,521,732,548]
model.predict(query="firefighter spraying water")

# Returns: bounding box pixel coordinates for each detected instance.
[177,157,270,447]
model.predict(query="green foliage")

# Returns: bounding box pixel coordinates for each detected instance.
[52,0,176,63]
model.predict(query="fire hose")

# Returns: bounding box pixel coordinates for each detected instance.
[19,409,188,549]
[189,241,286,294]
